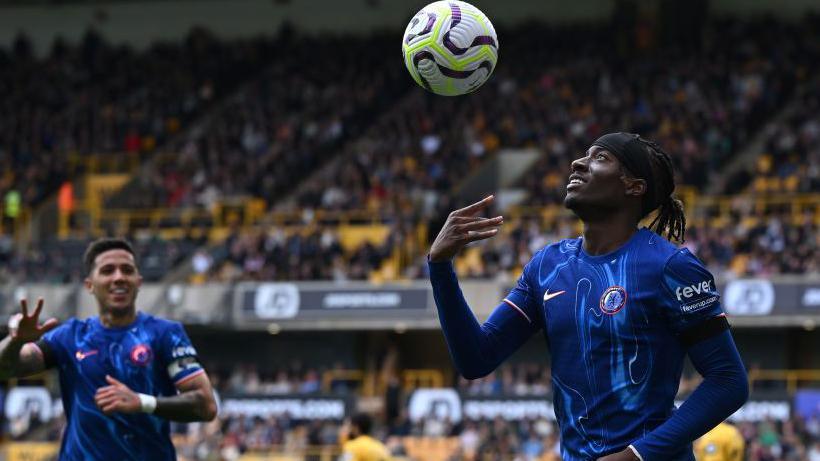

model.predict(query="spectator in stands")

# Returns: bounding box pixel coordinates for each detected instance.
[339,413,392,461]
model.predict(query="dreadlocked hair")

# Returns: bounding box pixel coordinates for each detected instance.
[636,137,687,243]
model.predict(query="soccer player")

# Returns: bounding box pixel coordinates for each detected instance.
[0,238,217,460]
[694,421,745,461]
[339,413,392,461]
[428,132,749,461]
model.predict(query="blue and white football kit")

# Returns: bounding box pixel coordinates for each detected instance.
[34,311,204,461]
[430,228,748,461]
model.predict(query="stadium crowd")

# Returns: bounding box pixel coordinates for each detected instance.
[295,17,812,215]
[0,233,204,283]
[112,31,406,210]
[0,17,816,283]
[207,224,397,282]
[726,77,820,196]
[0,29,275,209]
[232,16,819,282]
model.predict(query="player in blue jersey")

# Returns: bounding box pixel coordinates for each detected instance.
[428,132,749,461]
[0,238,217,460]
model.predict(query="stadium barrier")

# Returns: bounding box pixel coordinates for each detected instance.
[320,369,444,396]
[220,394,352,420]
[748,369,820,395]
[0,385,797,425]
[406,388,792,424]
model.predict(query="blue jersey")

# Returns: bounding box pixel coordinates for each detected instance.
[503,228,723,461]
[38,311,204,461]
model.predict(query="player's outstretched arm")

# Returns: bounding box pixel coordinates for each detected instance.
[428,196,538,379]
[95,373,217,422]
[0,299,59,380]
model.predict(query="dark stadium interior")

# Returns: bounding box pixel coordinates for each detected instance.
[0,0,817,460]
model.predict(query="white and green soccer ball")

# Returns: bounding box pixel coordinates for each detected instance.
[402,1,499,96]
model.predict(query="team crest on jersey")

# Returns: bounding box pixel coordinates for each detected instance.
[599,286,627,315]
[130,344,153,366]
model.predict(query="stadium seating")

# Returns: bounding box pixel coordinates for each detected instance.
[107,32,406,211]
[0,28,276,210]
[0,234,202,283]
[1,12,819,460]
[2,18,816,283]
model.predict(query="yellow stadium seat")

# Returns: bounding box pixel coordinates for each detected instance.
[370,249,401,283]
[730,254,749,275]
[455,247,484,276]
[402,437,459,461]
[338,224,391,252]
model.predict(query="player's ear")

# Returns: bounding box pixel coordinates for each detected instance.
[84,277,93,293]
[624,177,647,198]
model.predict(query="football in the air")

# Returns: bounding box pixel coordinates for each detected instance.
[402,1,499,96]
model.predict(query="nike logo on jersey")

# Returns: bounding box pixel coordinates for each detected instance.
[75,349,99,361]
[543,290,566,302]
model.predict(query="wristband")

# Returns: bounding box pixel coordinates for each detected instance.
[137,393,157,414]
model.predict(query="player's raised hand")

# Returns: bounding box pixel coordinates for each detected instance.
[8,298,59,344]
[95,375,141,415]
[429,195,503,263]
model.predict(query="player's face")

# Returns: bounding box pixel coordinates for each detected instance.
[85,249,142,313]
[564,145,631,216]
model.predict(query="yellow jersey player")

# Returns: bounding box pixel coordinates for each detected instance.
[339,413,392,461]
[695,421,745,461]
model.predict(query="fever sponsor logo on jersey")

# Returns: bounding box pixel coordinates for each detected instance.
[675,280,713,301]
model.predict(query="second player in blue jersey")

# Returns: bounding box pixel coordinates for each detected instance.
[0,238,217,461]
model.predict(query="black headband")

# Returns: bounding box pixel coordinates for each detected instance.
[592,132,656,214]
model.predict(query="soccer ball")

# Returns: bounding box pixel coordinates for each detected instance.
[402,1,499,96]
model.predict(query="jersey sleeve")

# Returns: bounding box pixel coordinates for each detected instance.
[501,250,543,325]
[659,249,726,339]
[158,322,205,386]
[38,321,75,368]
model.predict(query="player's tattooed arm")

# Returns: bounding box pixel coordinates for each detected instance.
[0,339,46,379]
[155,373,218,422]
[95,372,217,422]
[0,299,58,380]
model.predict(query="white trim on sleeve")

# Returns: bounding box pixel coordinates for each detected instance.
[628,445,645,461]
[502,298,532,324]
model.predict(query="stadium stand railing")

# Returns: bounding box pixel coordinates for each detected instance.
[748,369,820,396]
[322,369,444,396]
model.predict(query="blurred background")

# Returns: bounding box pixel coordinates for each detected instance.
[0,0,817,460]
